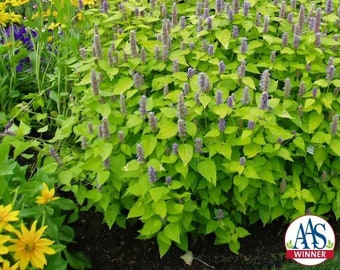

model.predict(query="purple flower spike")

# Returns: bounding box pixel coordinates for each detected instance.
[239,156,246,165]
[148,166,157,184]
[260,91,269,110]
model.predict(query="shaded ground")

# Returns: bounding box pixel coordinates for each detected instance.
[72,211,339,270]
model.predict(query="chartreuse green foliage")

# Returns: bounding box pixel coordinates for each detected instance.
[46,0,340,257]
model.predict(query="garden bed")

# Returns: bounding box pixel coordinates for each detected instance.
[72,210,340,269]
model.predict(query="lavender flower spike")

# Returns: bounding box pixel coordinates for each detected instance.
[218,60,225,74]
[178,119,187,138]
[327,65,336,81]
[195,138,203,153]
[149,112,158,132]
[216,90,223,105]
[136,143,145,163]
[139,95,147,116]
[148,166,157,184]
[240,37,248,54]
[260,69,270,92]
[259,91,269,110]
[331,114,339,136]
[91,69,99,96]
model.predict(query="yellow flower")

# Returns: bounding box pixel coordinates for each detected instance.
[9,221,55,270]
[0,11,11,26]
[0,205,19,231]
[0,260,19,270]
[35,183,59,205]
[8,12,21,23]
[6,0,30,7]
[0,235,11,255]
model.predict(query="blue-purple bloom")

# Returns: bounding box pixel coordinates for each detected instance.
[148,166,157,184]
[139,95,147,116]
[331,114,339,136]
[187,67,196,78]
[195,138,203,153]
[260,69,270,92]
[149,112,158,132]
[260,91,269,110]
[239,156,246,165]
[242,86,250,105]
[218,118,226,132]
[172,143,179,154]
[216,90,223,105]
[137,143,145,163]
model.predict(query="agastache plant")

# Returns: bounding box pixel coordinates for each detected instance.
[330,114,339,136]
[139,95,147,116]
[314,7,322,34]
[148,166,157,184]
[194,138,203,153]
[149,112,158,132]
[177,93,188,119]
[260,69,270,92]
[215,90,223,105]
[283,78,291,98]
[240,37,248,54]
[241,86,250,105]
[91,69,99,96]
[130,30,138,58]
[136,143,145,163]
[178,119,187,138]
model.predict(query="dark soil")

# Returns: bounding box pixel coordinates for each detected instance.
[72,211,340,270]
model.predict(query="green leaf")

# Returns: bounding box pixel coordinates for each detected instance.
[112,76,134,95]
[332,79,340,87]
[157,120,178,139]
[178,144,193,166]
[330,139,340,156]
[149,187,169,202]
[243,144,261,158]
[233,175,249,192]
[301,189,316,203]
[128,201,144,218]
[314,79,329,88]
[215,29,231,49]
[199,93,211,108]
[242,77,256,89]
[157,231,171,257]
[141,135,157,158]
[97,171,110,186]
[293,199,305,214]
[164,223,181,244]
[104,204,120,229]
[236,227,250,238]
[153,200,167,219]
[308,112,324,133]
[139,217,162,237]
[278,148,293,161]
[197,159,217,186]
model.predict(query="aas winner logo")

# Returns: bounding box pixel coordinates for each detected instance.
[285,215,335,266]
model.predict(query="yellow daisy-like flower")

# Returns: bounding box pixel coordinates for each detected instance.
[0,205,19,231]
[0,260,19,270]
[6,0,30,7]
[8,12,21,23]
[35,183,59,205]
[0,11,11,26]
[0,235,11,255]
[9,221,55,270]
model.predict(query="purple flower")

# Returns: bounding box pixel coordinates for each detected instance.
[270,51,276,63]
[314,7,322,34]
[227,8,234,21]
[216,90,223,105]
[243,1,250,16]
[81,136,87,150]
[247,120,255,129]
[293,24,300,49]
[177,93,188,119]
[233,0,239,14]
[240,37,248,54]
[298,5,305,30]
[50,147,62,166]
[120,94,127,115]
[172,143,179,154]
[331,114,339,136]
[218,118,226,132]
[101,0,108,13]
[239,156,246,165]
[187,67,196,78]
[207,44,214,56]
[227,96,234,108]
[216,209,224,220]
[198,72,210,92]
[172,2,178,26]
[312,87,318,98]
[178,119,187,138]
[195,138,203,153]
[232,25,239,39]
[242,86,250,105]
[133,73,144,88]
[139,95,147,116]
[165,176,172,185]
[180,16,186,30]
[155,45,160,61]
[260,91,269,110]
[183,83,190,96]
[279,2,286,18]
[255,12,261,26]
[216,0,224,14]
[91,69,99,96]
[327,65,335,81]
[148,166,157,184]
[282,32,288,47]
[140,47,146,62]
[98,125,104,138]
[218,60,226,74]
[238,60,247,78]
[291,0,296,9]
[298,82,306,97]
[206,16,213,30]
[194,92,201,105]
[315,32,321,47]
[326,0,333,14]
[149,112,158,132]
[93,34,102,59]
[102,117,110,139]
[173,58,179,72]
[283,78,291,98]
[137,143,145,163]
[263,16,270,34]
[260,69,270,92]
